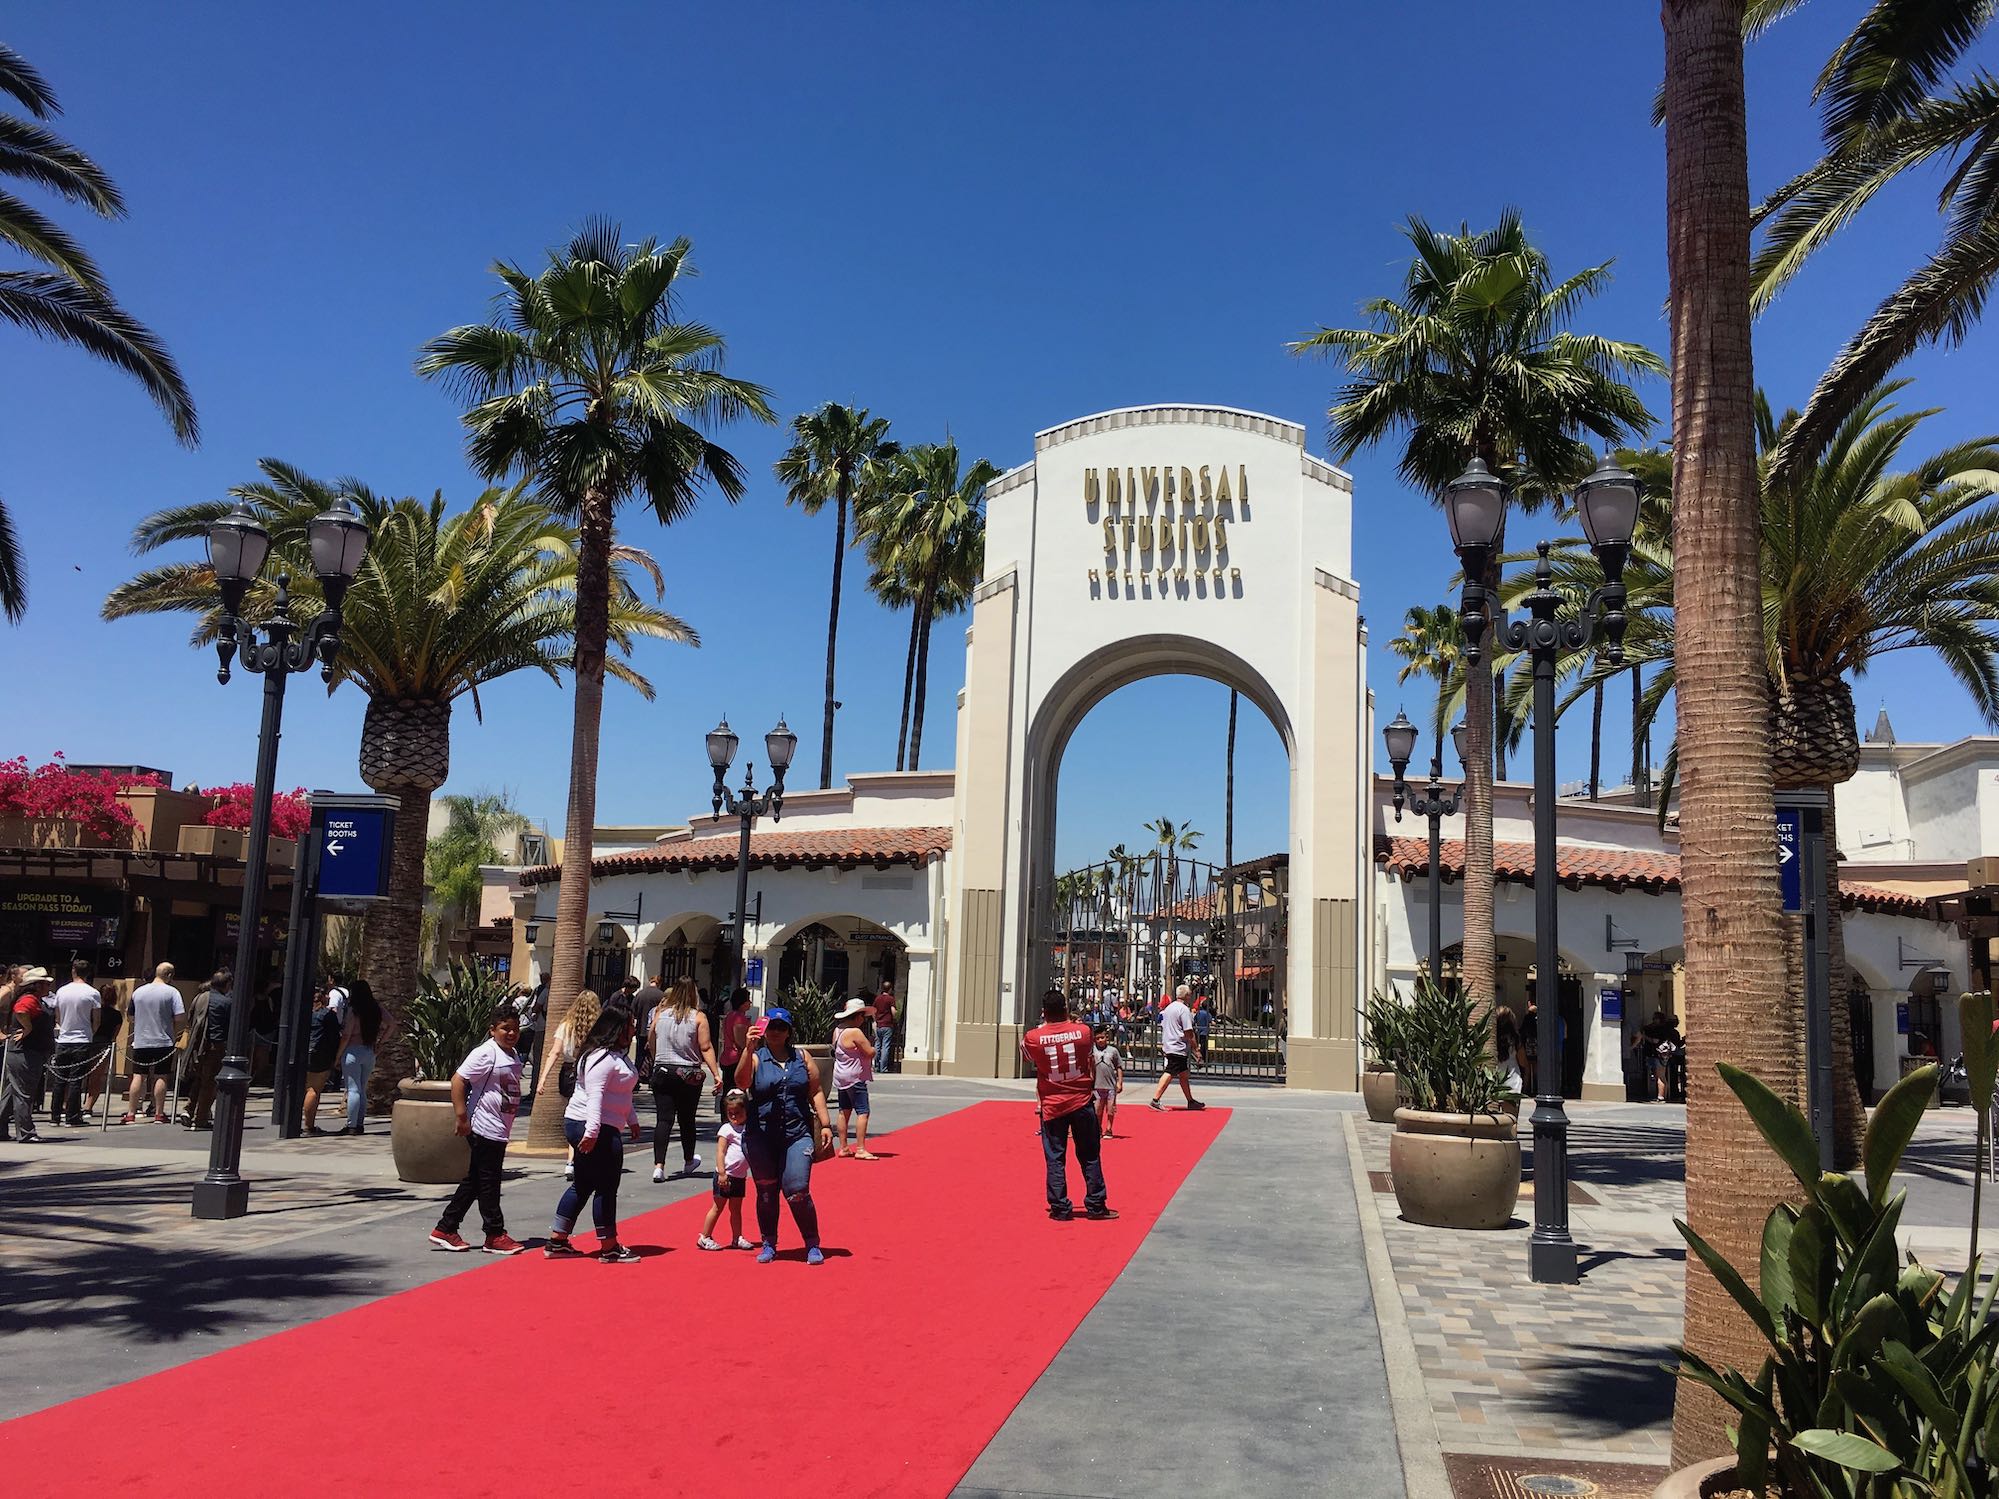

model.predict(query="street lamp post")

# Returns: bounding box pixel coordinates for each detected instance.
[193,498,369,1220]
[706,716,798,1002]
[1449,453,1638,1285]
[1383,710,1469,982]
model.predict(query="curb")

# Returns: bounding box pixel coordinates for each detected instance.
[1342,1110,1453,1499]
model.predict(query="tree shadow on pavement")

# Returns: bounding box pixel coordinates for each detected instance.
[1518,1341,1677,1437]
[0,1237,377,1344]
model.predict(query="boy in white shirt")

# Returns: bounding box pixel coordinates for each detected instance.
[696,1088,754,1251]
[428,1006,526,1255]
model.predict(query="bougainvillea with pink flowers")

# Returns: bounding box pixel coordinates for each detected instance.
[0,754,162,839]
[201,783,311,841]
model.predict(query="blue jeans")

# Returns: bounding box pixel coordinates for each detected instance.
[875,1026,894,1072]
[554,1117,624,1238]
[743,1129,819,1249]
[1040,1106,1107,1216]
[341,1045,375,1129]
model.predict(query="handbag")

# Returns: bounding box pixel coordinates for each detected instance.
[558,1059,577,1099]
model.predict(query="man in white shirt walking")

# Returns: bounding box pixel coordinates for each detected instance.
[125,962,186,1124]
[1148,982,1207,1113]
[48,959,101,1126]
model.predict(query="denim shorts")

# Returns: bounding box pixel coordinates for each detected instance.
[839,1082,871,1114]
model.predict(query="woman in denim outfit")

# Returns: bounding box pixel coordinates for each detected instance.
[732,1006,834,1265]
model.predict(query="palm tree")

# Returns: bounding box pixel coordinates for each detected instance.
[417,222,772,1145]
[1145,816,1202,994]
[105,464,692,1104]
[1388,601,1525,759]
[774,404,898,789]
[426,791,533,965]
[0,42,196,621]
[858,441,997,771]
[1293,216,1662,1015]
[1750,2,1999,484]
[864,555,922,768]
[1662,0,1796,1466]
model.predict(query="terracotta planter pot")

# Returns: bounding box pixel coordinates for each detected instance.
[801,1044,839,1101]
[1388,1107,1522,1229]
[390,1078,470,1185]
[1650,1457,1735,1498]
[1361,1068,1400,1123]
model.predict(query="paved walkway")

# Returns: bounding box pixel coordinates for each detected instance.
[0,1077,1407,1499]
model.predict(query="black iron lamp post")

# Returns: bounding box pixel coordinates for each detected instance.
[706,716,798,1000]
[1384,710,1469,982]
[194,497,370,1220]
[1449,453,1638,1285]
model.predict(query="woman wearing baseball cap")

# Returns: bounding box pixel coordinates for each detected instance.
[732,1005,835,1264]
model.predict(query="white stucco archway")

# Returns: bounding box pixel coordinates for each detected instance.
[942,405,1370,1088]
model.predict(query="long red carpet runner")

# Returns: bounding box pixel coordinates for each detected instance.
[1,1099,1226,1498]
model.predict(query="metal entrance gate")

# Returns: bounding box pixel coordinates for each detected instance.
[1036,853,1287,1081]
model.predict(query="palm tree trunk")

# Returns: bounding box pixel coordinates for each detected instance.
[530,485,614,1151]
[1588,680,1604,800]
[818,482,848,790]
[356,696,452,1112]
[1821,793,1866,1165]
[1664,0,1798,1466]
[895,608,920,772]
[907,575,939,771]
[1632,666,1650,808]
[1459,551,1500,1018]
[1225,691,1237,1019]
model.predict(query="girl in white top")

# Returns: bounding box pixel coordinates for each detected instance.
[696,1088,755,1251]
[546,1007,642,1263]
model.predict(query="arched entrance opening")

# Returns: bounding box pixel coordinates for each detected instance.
[1040,671,1292,1080]
[766,914,909,1006]
[584,919,631,994]
[1438,934,1591,1099]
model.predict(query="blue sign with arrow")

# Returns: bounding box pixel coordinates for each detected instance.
[317,803,394,900]
[1777,805,1803,913]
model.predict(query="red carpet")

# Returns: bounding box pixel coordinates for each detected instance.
[0,1099,1226,1498]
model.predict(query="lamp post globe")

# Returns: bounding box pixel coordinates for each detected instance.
[765,716,798,776]
[206,505,271,614]
[1451,719,1469,770]
[1443,458,1507,570]
[307,496,370,603]
[1573,453,1641,555]
[706,717,740,775]
[1382,709,1419,778]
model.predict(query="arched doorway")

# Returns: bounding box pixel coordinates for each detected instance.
[943,404,1366,1088]
[766,914,909,1004]
[584,919,630,994]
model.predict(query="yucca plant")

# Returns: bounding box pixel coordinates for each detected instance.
[780,979,839,1047]
[1391,979,1507,1116]
[1671,993,1999,1496]
[403,961,512,1081]
[1362,990,1408,1074]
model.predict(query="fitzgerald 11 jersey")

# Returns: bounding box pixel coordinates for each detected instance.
[1023,1019,1096,1117]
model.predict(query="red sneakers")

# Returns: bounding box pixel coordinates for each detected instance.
[427,1229,471,1252]
[482,1234,526,1256]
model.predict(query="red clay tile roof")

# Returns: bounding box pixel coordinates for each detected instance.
[1161,891,1219,921]
[1374,835,1929,918]
[522,826,951,886]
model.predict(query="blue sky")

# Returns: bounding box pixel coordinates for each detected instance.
[6,3,1995,870]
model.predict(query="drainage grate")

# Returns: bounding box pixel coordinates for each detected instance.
[1443,1453,1665,1499]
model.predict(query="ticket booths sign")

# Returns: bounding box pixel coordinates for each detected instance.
[0,884,124,951]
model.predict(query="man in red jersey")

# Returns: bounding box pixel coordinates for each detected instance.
[1021,989,1117,1222]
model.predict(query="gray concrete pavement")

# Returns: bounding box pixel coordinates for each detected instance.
[957,1089,1405,1499]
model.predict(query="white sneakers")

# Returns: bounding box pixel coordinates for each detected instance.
[696,1234,724,1251]
[652,1165,667,1183]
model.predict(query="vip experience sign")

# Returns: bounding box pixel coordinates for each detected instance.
[1082,461,1247,597]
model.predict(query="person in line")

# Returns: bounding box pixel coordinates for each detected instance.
[734,1005,834,1265]
[1147,983,1206,1113]
[429,1004,526,1255]
[338,980,382,1135]
[1023,990,1116,1221]
[82,982,126,1121]
[1192,992,1214,1067]
[546,1006,642,1263]
[302,983,344,1134]
[0,968,55,1142]
[1092,1022,1124,1138]
[543,988,602,1181]
[832,996,878,1159]
[179,969,233,1130]
[872,982,898,1074]
[521,974,549,1093]
[647,977,720,1183]
[696,1087,754,1251]
[714,987,752,1116]
[47,959,102,1127]
[124,962,185,1125]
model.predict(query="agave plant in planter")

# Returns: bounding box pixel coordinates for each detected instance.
[779,979,840,1100]
[1362,990,1408,1124]
[1387,979,1520,1230]
[390,961,512,1185]
[1663,990,1999,1498]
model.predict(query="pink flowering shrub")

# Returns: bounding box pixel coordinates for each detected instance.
[0,754,161,840]
[202,783,311,841]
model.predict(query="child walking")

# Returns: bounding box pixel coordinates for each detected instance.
[429,1005,526,1255]
[1092,1023,1124,1138]
[697,1088,755,1251]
